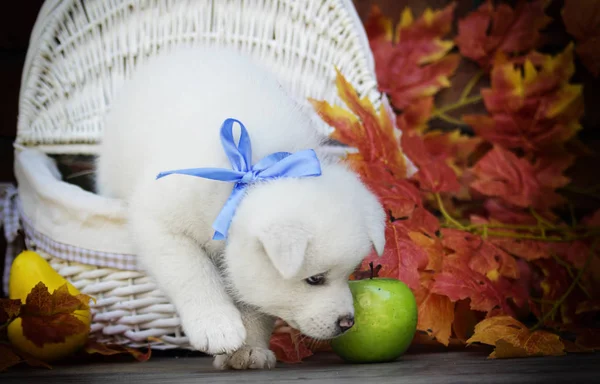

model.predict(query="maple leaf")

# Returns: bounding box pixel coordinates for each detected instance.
[269,329,313,364]
[455,0,552,70]
[414,276,455,346]
[408,231,443,272]
[467,316,564,358]
[19,282,92,348]
[0,298,21,325]
[366,3,460,109]
[441,228,519,281]
[309,69,407,180]
[401,132,461,193]
[422,130,483,171]
[361,222,429,290]
[430,264,505,313]
[83,339,151,362]
[562,0,600,77]
[396,97,433,133]
[470,146,542,209]
[463,45,584,153]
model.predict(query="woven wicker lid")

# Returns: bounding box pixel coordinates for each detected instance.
[16,0,381,154]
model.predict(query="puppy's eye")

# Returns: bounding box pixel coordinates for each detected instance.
[305,274,326,286]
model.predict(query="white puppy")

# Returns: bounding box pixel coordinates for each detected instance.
[95,45,386,370]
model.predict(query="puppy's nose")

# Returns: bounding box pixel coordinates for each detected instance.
[337,315,354,333]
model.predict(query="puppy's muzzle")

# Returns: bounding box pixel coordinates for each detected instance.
[337,315,355,333]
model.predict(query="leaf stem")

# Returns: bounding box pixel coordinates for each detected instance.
[436,112,468,126]
[460,70,484,101]
[432,95,483,117]
[434,193,465,229]
[530,239,598,332]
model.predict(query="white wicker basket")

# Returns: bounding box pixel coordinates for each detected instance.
[6,0,386,350]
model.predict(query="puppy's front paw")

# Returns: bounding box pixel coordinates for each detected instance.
[184,307,246,355]
[213,346,277,370]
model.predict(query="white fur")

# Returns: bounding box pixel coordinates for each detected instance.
[95,46,386,370]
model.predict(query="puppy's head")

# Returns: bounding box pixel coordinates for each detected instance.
[222,161,386,340]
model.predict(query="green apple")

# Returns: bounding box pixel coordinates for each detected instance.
[331,274,418,364]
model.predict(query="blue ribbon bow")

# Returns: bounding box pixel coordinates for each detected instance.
[156,118,322,240]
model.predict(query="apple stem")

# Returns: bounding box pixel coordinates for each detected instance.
[368,262,382,279]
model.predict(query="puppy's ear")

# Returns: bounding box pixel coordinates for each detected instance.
[259,226,309,279]
[365,197,386,257]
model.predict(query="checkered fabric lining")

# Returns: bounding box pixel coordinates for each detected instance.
[1,183,138,293]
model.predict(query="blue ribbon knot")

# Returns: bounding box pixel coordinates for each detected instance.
[156,118,322,240]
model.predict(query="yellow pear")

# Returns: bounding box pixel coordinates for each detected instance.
[7,250,92,362]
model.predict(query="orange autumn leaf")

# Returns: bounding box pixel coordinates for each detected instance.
[452,299,481,343]
[83,339,152,362]
[408,231,443,272]
[366,3,460,109]
[19,282,92,347]
[562,0,600,77]
[463,45,584,153]
[309,69,407,179]
[455,0,551,70]
[414,279,455,346]
[467,316,565,358]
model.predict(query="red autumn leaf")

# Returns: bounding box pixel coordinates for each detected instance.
[362,222,429,290]
[441,228,519,280]
[455,0,551,69]
[535,259,571,312]
[464,46,584,153]
[395,205,440,238]
[489,238,550,262]
[408,231,443,272]
[20,282,92,347]
[414,278,455,346]
[309,69,407,179]
[562,0,600,77]
[467,316,565,358]
[369,177,422,220]
[430,265,505,313]
[396,97,433,133]
[483,199,540,225]
[0,298,21,325]
[470,146,541,208]
[422,130,483,171]
[366,4,460,109]
[402,133,461,193]
[83,339,152,362]
[269,330,313,364]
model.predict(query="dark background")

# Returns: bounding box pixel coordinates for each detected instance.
[1,1,599,297]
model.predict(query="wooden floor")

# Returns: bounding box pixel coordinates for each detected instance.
[2,349,598,384]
